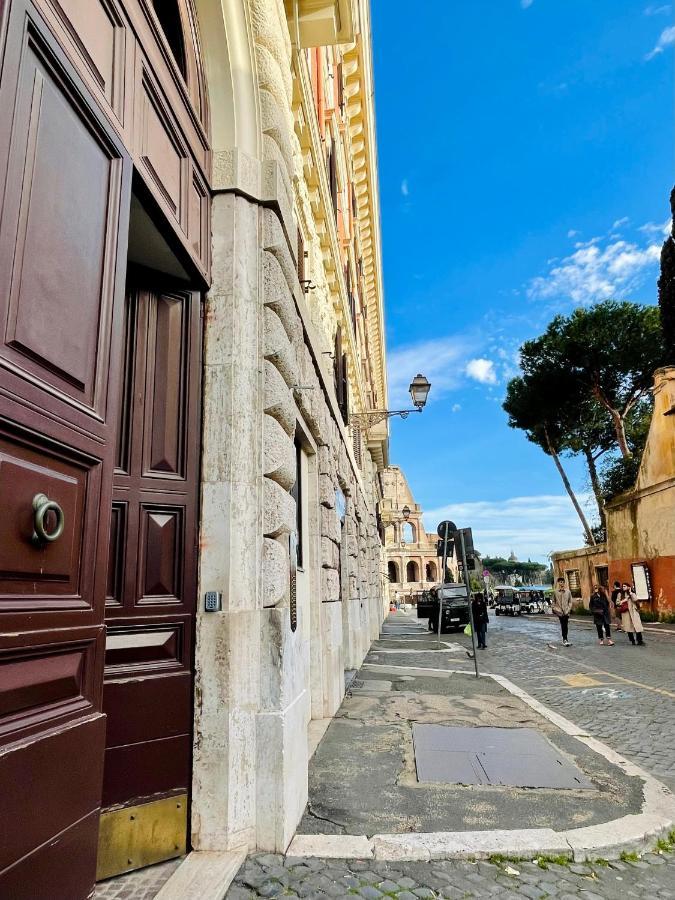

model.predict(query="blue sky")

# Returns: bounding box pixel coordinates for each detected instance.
[371,0,674,562]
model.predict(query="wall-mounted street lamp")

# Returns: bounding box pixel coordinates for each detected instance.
[350,374,431,430]
[402,505,411,520]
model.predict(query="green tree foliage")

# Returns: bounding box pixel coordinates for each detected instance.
[481,557,547,583]
[521,301,663,458]
[658,188,675,363]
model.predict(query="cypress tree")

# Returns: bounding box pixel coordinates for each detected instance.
[658,187,675,363]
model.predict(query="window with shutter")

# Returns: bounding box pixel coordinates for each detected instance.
[341,352,349,425]
[328,142,338,214]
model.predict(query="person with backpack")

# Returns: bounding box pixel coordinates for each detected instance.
[610,580,623,631]
[589,583,614,646]
[618,582,645,646]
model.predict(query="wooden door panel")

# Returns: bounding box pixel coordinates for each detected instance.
[104,619,188,671]
[104,668,191,746]
[0,713,105,871]
[100,277,200,878]
[138,503,185,604]
[0,2,132,896]
[102,735,191,809]
[0,2,127,429]
[0,809,100,900]
[143,291,189,477]
[0,429,96,603]
[49,0,126,116]
[0,626,102,745]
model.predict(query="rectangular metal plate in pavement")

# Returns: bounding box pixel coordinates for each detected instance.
[412,725,593,789]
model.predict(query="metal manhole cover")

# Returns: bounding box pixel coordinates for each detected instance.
[412,725,593,789]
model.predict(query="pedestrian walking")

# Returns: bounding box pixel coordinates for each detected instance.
[589,583,614,645]
[552,577,573,646]
[610,580,623,631]
[472,592,489,649]
[618,582,645,646]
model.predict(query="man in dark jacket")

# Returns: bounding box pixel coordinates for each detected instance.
[472,592,489,649]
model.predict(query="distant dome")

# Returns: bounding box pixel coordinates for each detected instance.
[508,550,518,562]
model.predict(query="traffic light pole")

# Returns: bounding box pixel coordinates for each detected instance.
[459,529,479,678]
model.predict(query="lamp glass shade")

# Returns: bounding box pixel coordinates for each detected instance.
[402,505,411,520]
[409,374,431,408]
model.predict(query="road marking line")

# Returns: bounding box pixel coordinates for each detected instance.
[559,674,603,687]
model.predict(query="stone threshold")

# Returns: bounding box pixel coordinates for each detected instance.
[154,848,247,900]
[287,669,675,864]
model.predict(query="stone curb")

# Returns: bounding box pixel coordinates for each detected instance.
[287,670,675,864]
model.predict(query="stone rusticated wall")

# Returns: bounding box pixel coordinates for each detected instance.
[192,0,386,858]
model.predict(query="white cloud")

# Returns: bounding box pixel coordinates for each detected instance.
[387,334,477,407]
[521,0,534,7]
[567,229,579,238]
[400,179,409,197]
[451,403,462,413]
[612,216,629,230]
[646,25,675,59]
[423,494,591,563]
[644,4,670,15]
[639,218,672,237]
[465,358,498,385]
[527,233,661,306]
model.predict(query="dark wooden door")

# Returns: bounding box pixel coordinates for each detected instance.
[0,1,131,897]
[97,273,201,880]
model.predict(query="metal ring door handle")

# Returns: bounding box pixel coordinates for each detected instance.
[32,493,65,544]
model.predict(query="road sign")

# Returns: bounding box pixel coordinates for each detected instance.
[437,520,456,539]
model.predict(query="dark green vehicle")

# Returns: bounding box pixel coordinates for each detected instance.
[417,583,471,633]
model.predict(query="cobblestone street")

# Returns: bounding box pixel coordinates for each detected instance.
[226,612,675,899]
[229,848,675,899]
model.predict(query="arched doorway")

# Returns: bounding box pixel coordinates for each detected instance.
[426,561,437,582]
[388,561,400,583]
[402,522,416,543]
[406,560,419,582]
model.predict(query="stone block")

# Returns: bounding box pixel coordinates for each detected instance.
[264,360,296,436]
[319,474,335,508]
[263,414,296,490]
[262,252,302,344]
[263,477,296,538]
[262,207,296,292]
[321,568,340,603]
[260,606,310,711]
[264,307,298,386]
[256,691,310,852]
[320,601,344,717]
[321,537,339,570]
[318,445,333,476]
[263,537,288,607]
[320,505,341,544]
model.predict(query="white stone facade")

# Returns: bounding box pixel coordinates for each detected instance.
[191,0,388,856]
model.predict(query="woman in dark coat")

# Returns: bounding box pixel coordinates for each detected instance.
[589,583,613,646]
[472,592,489,649]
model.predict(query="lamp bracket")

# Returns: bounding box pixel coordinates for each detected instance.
[350,408,421,430]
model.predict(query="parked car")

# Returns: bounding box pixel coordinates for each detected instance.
[417,583,471,633]
[494,586,521,616]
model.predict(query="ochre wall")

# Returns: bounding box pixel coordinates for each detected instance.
[605,368,675,613]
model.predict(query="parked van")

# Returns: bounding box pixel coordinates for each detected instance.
[417,583,471,633]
